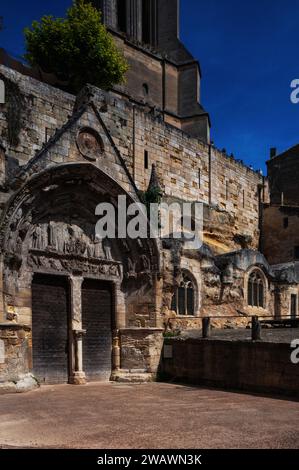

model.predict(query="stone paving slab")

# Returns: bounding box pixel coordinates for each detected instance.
[0,382,298,449]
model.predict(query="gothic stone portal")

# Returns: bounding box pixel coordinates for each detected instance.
[0,164,160,385]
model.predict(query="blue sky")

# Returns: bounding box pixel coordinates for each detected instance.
[1,0,299,172]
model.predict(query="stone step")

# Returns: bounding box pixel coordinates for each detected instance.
[111,370,155,383]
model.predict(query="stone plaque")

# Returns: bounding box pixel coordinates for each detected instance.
[76,127,103,161]
[0,339,5,364]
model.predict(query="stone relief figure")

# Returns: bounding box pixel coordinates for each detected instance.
[109,264,119,277]
[141,254,150,272]
[29,221,115,260]
[64,226,88,256]
[58,224,67,253]
[65,226,75,254]
[49,258,62,271]
[127,258,137,278]
[78,234,87,256]
[18,214,32,238]
[103,237,113,260]
[65,226,77,254]
[86,239,95,258]
[120,239,130,253]
[16,236,23,254]
[48,222,58,251]
[12,208,23,231]
[137,238,143,249]
[32,224,44,250]
[94,235,104,258]
[7,230,15,253]
[99,264,109,275]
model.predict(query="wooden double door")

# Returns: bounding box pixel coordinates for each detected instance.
[32,274,112,384]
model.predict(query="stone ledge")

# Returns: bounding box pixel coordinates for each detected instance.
[0,374,39,395]
[120,328,164,333]
[111,370,156,383]
[0,323,31,332]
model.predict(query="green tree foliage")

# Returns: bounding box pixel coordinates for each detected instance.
[24,0,128,93]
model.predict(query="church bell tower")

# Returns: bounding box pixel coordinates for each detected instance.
[90,0,210,143]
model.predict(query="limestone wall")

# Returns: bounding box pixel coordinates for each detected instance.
[267,146,299,206]
[0,65,265,254]
[262,205,299,264]
[162,337,299,397]
[161,247,276,326]
[119,328,164,374]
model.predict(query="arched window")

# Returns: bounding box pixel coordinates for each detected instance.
[248,270,265,308]
[171,273,195,316]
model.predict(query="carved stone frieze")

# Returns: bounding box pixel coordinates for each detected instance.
[28,250,122,278]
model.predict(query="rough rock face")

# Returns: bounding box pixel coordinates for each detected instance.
[0,325,31,382]
[203,205,257,255]
[0,374,38,395]
[0,324,39,393]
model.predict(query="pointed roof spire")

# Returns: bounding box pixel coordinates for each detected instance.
[147,164,163,195]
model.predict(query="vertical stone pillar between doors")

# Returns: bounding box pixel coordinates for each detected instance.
[68,275,86,385]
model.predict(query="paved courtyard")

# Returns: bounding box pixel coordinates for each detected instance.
[0,382,299,449]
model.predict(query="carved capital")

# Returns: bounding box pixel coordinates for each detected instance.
[73,329,86,340]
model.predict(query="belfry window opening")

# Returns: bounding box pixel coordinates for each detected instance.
[117,0,127,33]
[142,0,157,46]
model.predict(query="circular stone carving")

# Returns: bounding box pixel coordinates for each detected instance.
[76,127,103,161]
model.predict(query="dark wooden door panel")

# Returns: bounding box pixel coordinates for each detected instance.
[82,280,112,381]
[32,275,69,384]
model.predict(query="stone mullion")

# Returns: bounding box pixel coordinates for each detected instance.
[112,281,126,371]
[68,275,86,385]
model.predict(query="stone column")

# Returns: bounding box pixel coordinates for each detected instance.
[68,275,86,385]
[112,330,121,371]
[112,282,126,371]
[72,329,86,383]
[114,281,126,329]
